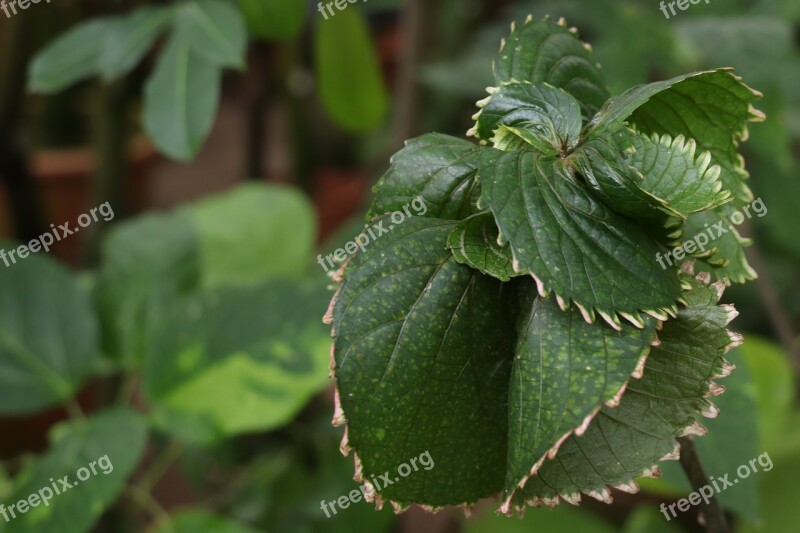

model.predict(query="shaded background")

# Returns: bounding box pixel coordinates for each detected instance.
[0,0,798,531]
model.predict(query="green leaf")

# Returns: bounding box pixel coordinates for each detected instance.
[493,17,609,117]
[0,249,100,414]
[369,134,487,220]
[447,212,518,281]
[186,184,316,287]
[739,336,795,452]
[27,19,116,93]
[505,290,657,497]
[0,409,147,533]
[572,130,670,220]
[145,278,332,444]
[587,69,763,203]
[622,506,683,533]
[156,511,261,533]
[332,217,518,506]
[477,150,681,322]
[98,6,174,81]
[506,274,740,512]
[95,211,200,367]
[472,82,582,155]
[680,204,756,283]
[143,33,222,160]
[238,0,306,41]
[175,0,247,69]
[656,348,761,520]
[628,131,732,216]
[316,8,388,132]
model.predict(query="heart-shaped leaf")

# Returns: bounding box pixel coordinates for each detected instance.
[332,217,518,507]
[493,16,609,117]
[477,150,681,323]
[505,274,740,512]
[472,82,582,155]
[505,288,657,498]
[0,249,100,414]
[369,134,489,220]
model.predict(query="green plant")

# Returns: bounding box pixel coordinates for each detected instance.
[0,184,337,531]
[328,14,764,518]
[28,0,389,161]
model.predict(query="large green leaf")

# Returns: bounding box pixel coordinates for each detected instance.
[464,504,615,533]
[505,274,740,511]
[174,0,247,69]
[587,69,763,203]
[0,249,100,414]
[238,0,306,41]
[95,211,200,367]
[99,6,174,81]
[0,409,147,533]
[315,8,388,132]
[472,82,583,155]
[493,16,609,117]
[27,19,117,93]
[332,217,518,507]
[145,278,331,444]
[369,134,488,220]
[447,212,518,282]
[477,150,681,323]
[143,34,222,161]
[506,290,657,497]
[186,183,317,287]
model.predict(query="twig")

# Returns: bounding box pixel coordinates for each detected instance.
[677,436,730,533]
[125,484,173,531]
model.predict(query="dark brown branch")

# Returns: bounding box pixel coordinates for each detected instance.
[678,436,730,533]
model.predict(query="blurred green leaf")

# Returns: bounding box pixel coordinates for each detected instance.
[739,336,795,452]
[186,184,317,287]
[143,33,222,160]
[27,18,116,93]
[464,505,615,533]
[96,211,200,367]
[0,409,147,533]
[99,6,174,81]
[739,437,800,533]
[0,247,100,414]
[175,0,247,69]
[155,510,261,533]
[622,506,682,533]
[315,8,388,132]
[145,278,332,443]
[238,0,307,41]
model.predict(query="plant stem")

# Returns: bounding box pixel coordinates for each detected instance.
[125,484,173,531]
[138,440,184,494]
[677,436,730,533]
[65,399,86,421]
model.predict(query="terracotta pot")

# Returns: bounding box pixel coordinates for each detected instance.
[312,168,370,243]
[28,136,159,265]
